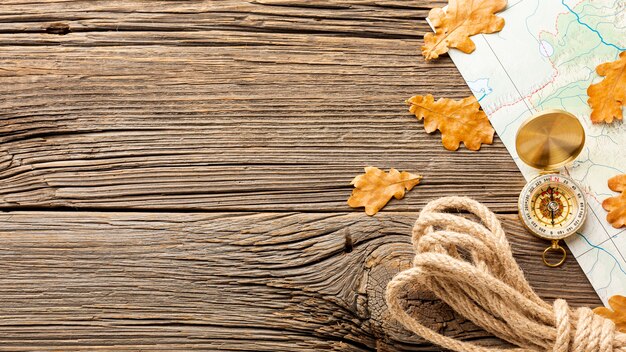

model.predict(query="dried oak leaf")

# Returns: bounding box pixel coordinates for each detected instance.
[602,174,626,228]
[594,295,626,333]
[407,94,494,151]
[348,167,422,216]
[587,51,626,124]
[422,0,507,61]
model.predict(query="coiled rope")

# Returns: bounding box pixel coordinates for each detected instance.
[385,196,626,351]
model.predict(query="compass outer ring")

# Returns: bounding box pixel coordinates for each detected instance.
[517,173,587,241]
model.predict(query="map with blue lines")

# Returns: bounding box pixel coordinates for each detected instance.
[445,0,625,304]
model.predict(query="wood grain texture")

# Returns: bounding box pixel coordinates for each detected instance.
[0,0,524,212]
[0,1,600,351]
[0,212,600,351]
[0,0,438,37]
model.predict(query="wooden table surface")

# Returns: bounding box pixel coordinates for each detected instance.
[0,1,601,351]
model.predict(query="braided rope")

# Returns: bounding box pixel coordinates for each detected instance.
[385,196,626,352]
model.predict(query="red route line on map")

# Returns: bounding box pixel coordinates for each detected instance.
[487,0,587,116]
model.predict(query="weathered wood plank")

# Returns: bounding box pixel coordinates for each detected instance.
[0,211,600,351]
[0,33,524,212]
[0,0,441,38]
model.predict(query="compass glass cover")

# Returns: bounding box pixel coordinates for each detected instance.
[519,174,586,240]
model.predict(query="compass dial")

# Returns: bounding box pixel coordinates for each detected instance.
[518,174,586,240]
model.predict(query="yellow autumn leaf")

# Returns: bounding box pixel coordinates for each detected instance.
[407,94,495,151]
[603,174,626,228]
[587,51,626,124]
[348,167,422,216]
[594,295,626,333]
[422,0,507,61]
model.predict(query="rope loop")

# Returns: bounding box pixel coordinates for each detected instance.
[385,196,625,352]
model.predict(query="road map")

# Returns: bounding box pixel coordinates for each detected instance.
[441,0,625,304]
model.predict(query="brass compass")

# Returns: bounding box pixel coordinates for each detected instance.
[516,109,587,267]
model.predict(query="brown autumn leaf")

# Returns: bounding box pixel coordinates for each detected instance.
[348,167,422,216]
[594,295,626,333]
[407,94,495,151]
[422,0,507,61]
[603,174,626,228]
[587,51,626,124]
